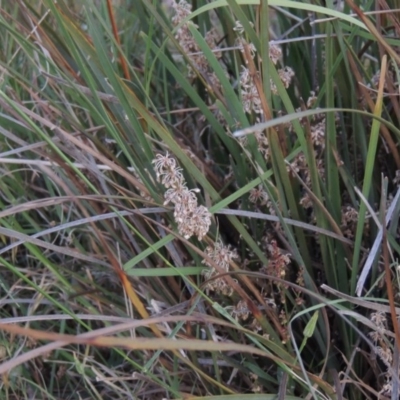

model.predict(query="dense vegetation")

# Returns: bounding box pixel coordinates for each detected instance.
[0,1,400,399]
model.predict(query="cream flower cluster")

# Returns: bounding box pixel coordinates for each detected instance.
[152,152,211,240]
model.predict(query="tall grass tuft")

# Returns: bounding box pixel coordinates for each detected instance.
[0,0,399,398]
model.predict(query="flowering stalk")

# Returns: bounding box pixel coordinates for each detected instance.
[152,152,211,241]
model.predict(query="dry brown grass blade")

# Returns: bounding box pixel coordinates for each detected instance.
[377,0,400,40]
[0,320,336,395]
[44,145,163,338]
[106,0,130,80]
[16,0,81,80]
[0,314,233,375]
[95,223,235,392]
[2,98,148,194]
[335,344,383,398]
[375,1,400,124]
[321,284,400,316]
[134,212,286,341]
[286,161,353,260]
[53,158,164,339]
[118,270,161,336]
[0,195,108,219]
[0,226,108,265]
[1,89,162,336]
[381,181,400,369]
[347,50,400,168]
[346,0,400,65]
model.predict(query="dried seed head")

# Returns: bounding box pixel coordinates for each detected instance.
[269,42,282,64]
[152,152,211,241]
[202,240,239,295]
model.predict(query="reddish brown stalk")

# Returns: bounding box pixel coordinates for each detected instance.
[377,0,400,37]
[16,1,81,81]
[106,0,130,80]
[375,0,400,129]
[346,49,400,168]
[382,202,400,354]
[346,0,400,65]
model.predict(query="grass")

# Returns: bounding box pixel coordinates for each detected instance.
[0,0,399,398]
